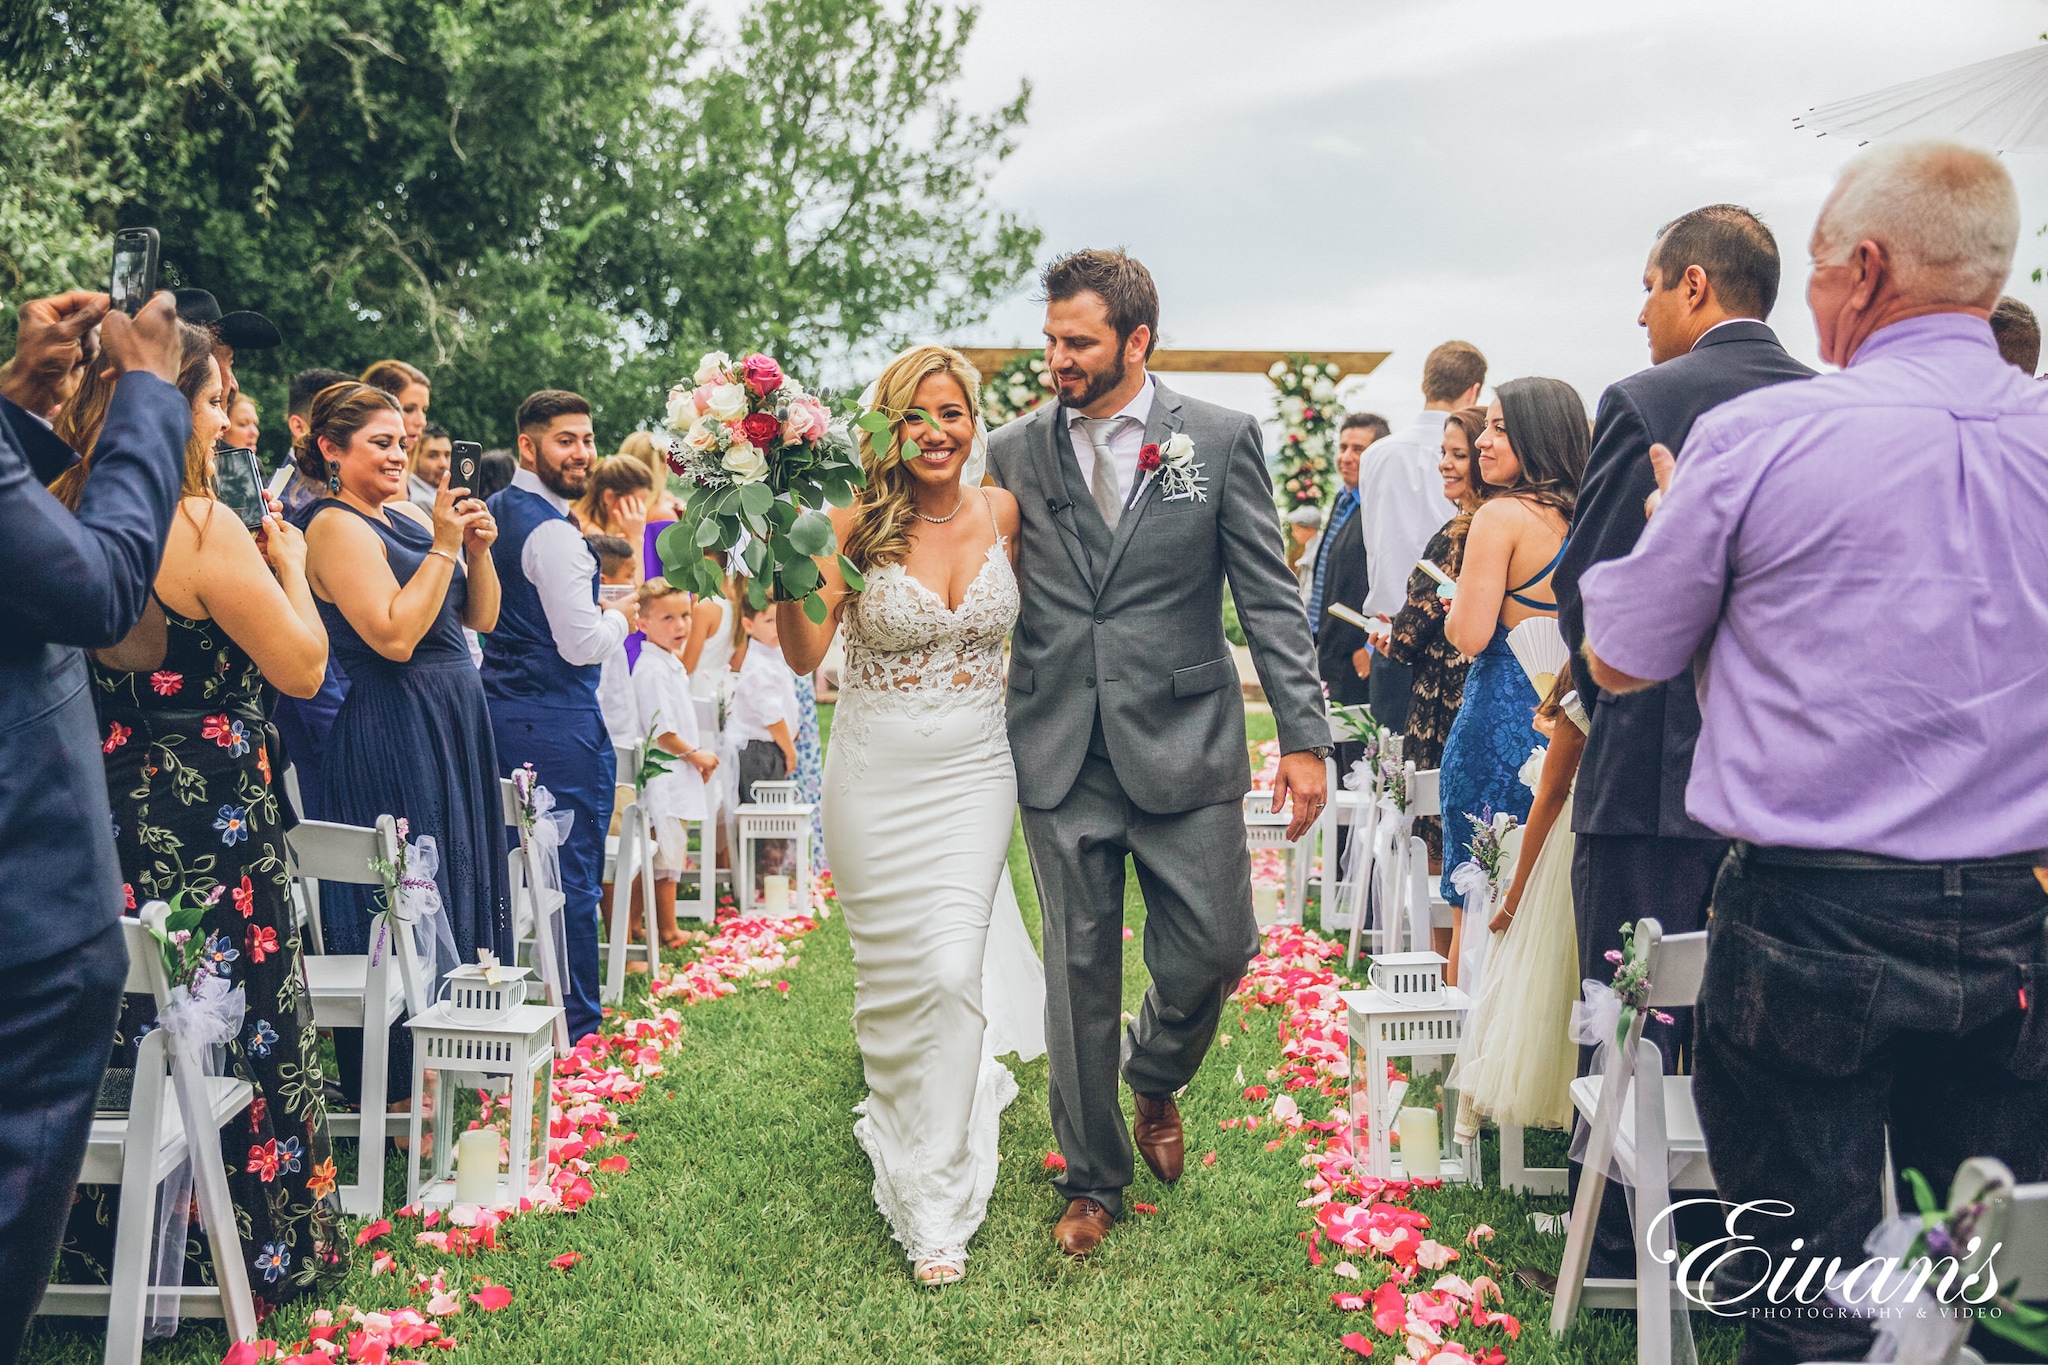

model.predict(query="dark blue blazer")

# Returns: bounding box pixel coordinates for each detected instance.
[1552,320,1814,839]
[1311,500,1372,707]
[0,376,189,967]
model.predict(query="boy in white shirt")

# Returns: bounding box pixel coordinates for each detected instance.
[588,534,642,749]
[631,579,719,947]
[728,600,799,884]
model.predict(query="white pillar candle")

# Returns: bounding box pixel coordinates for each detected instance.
[763,874,791,917]
[1253,884,1281,926]
[454,1127,500,1206]
[1398,1106,1441,1179]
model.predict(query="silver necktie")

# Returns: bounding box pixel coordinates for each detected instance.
[1082,418,1122,529]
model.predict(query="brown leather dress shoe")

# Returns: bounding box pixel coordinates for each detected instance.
[1054,1197,1114,1256]
[1132,1093,1185,1183]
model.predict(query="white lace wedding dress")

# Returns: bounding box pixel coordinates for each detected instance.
[821,499,1046,1268]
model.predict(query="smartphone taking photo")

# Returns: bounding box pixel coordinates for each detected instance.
[451,440,482,492]
[213,446,268,530]
[109,228,160,317]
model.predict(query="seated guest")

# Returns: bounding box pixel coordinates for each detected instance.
[1990,293,2040,374]
[1378,405,1490,861]
[1582,140,2048,1365]
[409,421,452,507]
[300,382,509,1103]
[0,289,189,1357]
[484,390,634,1045]
[1308,413,1386,773]
[1357,342,1484,731]
[52,320,345,1309]
[1438,377,1586,982]
[728,596,798,886]
[358,358,431,453]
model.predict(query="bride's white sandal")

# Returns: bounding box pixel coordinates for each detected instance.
[913,1256,966,1286]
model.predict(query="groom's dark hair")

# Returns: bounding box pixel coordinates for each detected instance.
[1041,249,1159,358]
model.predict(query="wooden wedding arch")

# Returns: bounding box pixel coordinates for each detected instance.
[957,348,1391,379]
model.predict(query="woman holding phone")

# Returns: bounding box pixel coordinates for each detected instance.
[52,321,346,1306]
[297,381,510,1105]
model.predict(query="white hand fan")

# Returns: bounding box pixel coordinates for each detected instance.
[1506,617,1568,699]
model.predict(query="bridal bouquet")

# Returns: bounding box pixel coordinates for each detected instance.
[654,350,867,620]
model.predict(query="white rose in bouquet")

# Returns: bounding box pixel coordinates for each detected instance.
[694,351,733,385]
[706,383,749,422]
[1311,377,1338,403]
[1007,384,1031,407]
[1268,360,1288,379]
[684,415,721,453]
[1280,396,1306,423]
[721,441,769,483]
[665,385,696,429]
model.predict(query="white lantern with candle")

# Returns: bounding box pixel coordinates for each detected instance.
[763,874,791,918]
[1397,1106,1443,1179]
[405,997,560,1210]
[1253,883,1282,927]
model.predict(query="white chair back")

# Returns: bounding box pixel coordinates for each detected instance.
[502,777,573,1052]
[288,816,423,1012]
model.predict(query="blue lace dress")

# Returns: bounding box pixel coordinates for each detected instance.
[1437,540,1564,897]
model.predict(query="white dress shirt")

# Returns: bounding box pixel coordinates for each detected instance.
[595,642,642,747]
[1356,410,1461,621]
[728,640,798,749]
[512,467,629,667]
[1063,374,1157,509]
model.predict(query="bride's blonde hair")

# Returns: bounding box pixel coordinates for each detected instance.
[839,345,983,579]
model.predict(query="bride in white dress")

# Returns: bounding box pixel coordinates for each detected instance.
[778,344,1045,1286]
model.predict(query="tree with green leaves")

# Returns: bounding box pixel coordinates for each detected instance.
[3,0,1038,455]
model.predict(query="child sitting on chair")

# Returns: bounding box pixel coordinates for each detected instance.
[631,578,719,950]
[728,597,800,890]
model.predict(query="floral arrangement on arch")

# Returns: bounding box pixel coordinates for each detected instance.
[1268,357,1346,513]
[979,351,1058,428]
[653,350,865,620]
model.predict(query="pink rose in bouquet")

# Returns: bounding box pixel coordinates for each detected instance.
[741,353,785,396]
[782,392,831,444]
[690,383,716,415]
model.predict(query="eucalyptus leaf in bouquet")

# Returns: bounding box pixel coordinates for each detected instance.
[653,350,874,623]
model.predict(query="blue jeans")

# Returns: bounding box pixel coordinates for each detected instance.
[1693,844,2048,1365]
[489,701,615,1044]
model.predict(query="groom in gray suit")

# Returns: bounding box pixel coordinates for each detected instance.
[990,250,1330,1256]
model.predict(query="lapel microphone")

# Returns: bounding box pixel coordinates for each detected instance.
[1046,497,1072,515]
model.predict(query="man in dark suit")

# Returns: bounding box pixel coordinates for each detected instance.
[0,289,189,1363]
[1309,412,1387,773]
[1549,204,1814,1281]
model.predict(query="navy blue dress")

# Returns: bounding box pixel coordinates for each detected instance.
[309,500,511,973]
[1437,539,1565,898]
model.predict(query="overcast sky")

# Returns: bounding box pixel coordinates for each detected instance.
[933,0,2048,418]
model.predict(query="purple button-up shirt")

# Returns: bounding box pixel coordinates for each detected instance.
[1581,313,2048,860]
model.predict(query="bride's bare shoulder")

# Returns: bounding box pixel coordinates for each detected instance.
[982,484,1020,540]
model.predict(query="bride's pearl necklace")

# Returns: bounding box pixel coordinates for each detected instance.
[913,492,965,524]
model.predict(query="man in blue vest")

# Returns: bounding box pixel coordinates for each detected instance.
[483,390,633,1044]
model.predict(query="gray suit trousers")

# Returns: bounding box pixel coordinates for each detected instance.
[1021,745,1258,1216]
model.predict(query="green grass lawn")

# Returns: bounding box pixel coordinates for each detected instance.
[24,704,1737,1364]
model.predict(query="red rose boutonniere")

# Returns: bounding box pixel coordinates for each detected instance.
[1138,442,1162,474]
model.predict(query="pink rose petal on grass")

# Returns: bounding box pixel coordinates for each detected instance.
[355,1219,393,1247]
[1340,1332,1375,1356]
[1132,1202,1158,1214]
[597,1154,630,1174]
[1371,1281,1407,1335]
[1331,1291,1367,1311]
[425,1292,462,1318]
[550,1252,582,1272]
[1122,926,1134,940]
[1202,1151,1218,1167]
[1332,1260,1360,1279]
[1464,1224,1495,1247]
[468,1282,511,1312]
[1043,1152,1067,1171]
[1415,1238,1459,1270]
[370,1252,396,1277]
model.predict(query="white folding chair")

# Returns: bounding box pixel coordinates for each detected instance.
[280,765,323,952]
[503,778,575,1053]
[35,919,259,1362]
[288,815,422,1219]
[601,742,659,1004]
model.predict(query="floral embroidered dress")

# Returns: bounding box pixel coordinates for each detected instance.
[1381,517,1473,861]
[61,596,348,1309]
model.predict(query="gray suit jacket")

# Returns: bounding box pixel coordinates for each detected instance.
[990,382,1326,813]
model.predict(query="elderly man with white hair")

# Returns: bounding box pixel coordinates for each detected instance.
[1581,139,2048,1365]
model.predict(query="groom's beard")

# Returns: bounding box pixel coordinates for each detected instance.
[1061,350,1127,412]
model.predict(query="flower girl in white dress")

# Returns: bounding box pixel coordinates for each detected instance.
[1450,665,1588,1140]
[631,579,719,949]
[776,345,1045,1286]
